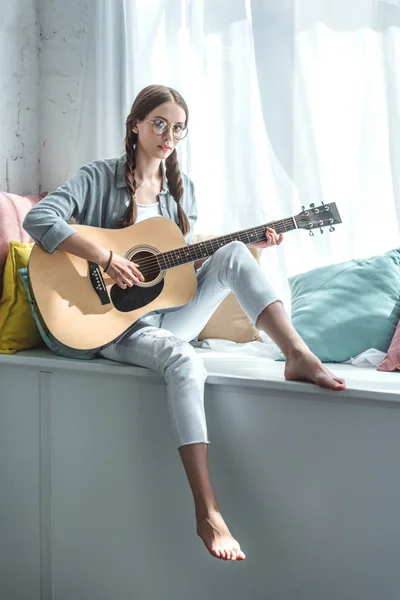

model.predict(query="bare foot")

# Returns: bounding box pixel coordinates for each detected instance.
[196,510,246,561]
[284,348,346,391]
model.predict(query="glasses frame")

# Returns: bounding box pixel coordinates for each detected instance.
[144,119,189,140]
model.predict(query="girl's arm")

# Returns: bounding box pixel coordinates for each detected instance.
[56,232,110,269]
[57,234,144,287]
[23,166,93,254]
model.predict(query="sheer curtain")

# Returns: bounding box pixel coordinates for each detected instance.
[75,0,400,307]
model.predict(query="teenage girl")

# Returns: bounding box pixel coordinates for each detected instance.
[23,84,346,562]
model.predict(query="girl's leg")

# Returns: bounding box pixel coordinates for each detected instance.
[255,301,346,389]
[161,240,279,343]
[99,326,245,561]
[162,241,346,391]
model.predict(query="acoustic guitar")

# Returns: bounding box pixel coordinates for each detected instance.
[28,202,342,351]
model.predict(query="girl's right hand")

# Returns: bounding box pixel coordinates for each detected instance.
[102,252,145,289]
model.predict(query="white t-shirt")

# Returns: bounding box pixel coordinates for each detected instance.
[135,201,162,223]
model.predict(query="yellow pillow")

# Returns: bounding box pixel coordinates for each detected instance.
[0,241,44,354]
[192,234,263,343]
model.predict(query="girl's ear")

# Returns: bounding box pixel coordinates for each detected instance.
[132,120,139,134]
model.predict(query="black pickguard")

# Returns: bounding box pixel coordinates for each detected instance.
[110,279,164,312]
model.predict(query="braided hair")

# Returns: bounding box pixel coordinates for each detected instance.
[119,84,190,236]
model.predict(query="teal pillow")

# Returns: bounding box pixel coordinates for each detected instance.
[18,267,97,360]
[277,248,400,363]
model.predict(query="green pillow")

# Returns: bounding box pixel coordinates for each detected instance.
[277,248,400,363]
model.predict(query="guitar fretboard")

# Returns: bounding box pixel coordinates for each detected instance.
[157,217,297,270]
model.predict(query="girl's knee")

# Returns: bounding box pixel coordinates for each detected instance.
[164,340,207,381]
[216,239,249,260]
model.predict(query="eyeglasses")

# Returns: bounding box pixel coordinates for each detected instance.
[144,119,189,140]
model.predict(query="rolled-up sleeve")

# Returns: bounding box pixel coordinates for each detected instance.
[23,166,93,253]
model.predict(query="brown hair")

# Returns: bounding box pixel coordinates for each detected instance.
[119,84,190,235]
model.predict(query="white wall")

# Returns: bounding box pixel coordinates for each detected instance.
[0,0,90,195]
[36,0,91,193]
[0,0,40,194]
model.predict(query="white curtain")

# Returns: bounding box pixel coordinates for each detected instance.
[75,0,400,307]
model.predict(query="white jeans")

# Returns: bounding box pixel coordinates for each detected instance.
[99,241,280,448]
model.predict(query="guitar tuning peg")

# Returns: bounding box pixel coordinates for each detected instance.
[301,205,306,212]
[310,203,315,209]
[329,225,335,232]
[320,227,324,234]
[309,230,314,237]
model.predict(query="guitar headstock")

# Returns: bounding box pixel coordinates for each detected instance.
[295,202,342,236]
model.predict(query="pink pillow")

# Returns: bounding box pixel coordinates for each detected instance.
[377,318,400,372]
[0,192,47,297]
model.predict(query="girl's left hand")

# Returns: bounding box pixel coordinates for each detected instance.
[250,226,284,249]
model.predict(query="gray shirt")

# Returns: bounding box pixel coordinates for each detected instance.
[22,154,198,358]
[23,154,197,252]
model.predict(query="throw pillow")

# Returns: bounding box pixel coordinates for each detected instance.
[377,319,400,372]
[277,248,400,363]
[0,191,46,297]
[0,241,44,354]
[192,234,263,343]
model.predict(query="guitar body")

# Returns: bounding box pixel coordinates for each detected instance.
[28,217,197,350]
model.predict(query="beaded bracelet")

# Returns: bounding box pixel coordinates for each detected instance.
[103,250,113,273]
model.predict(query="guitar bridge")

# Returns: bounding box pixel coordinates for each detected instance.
[88,262,111,305]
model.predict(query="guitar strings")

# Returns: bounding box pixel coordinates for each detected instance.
[118,218,300,278]
[123,222,292,277]
[107,216,323,279]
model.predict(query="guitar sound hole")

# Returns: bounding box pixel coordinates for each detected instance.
[132,250,160,282]
[109,250,164,312]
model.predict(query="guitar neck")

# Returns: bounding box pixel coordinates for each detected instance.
[157,216,298,270]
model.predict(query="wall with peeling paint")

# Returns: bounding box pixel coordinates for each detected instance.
[0,0,91,195]
[0,0,40,194]
[36,0,91,193]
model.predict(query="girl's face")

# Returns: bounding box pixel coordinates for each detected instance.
[133,101,187,160]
